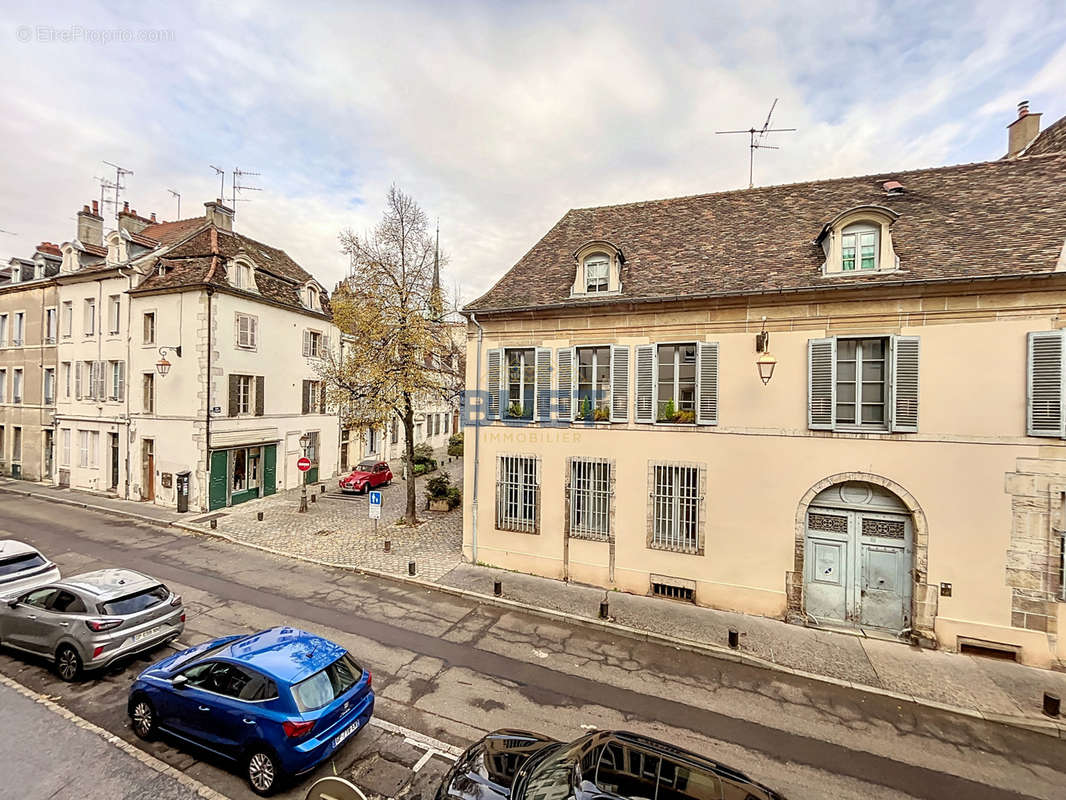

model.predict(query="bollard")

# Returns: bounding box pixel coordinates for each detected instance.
[408,560,416,576]
[257,511,264,521]
[1044,692,1061,718]
[728,628,739,649]
[384,540,391,553]
[599,600,609,619]
[493,580,502,597]
[310,494,317,504]
[320,485,325,494]
[210,519,217,530]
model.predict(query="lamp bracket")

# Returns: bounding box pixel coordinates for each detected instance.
[158,346,182,359]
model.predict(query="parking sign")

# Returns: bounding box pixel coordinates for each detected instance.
[368,490,382,519]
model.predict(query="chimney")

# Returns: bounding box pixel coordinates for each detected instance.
[204,199,234,232]
[118,202,151,236]
[76,201,103,247]
[1007,100,1042,158]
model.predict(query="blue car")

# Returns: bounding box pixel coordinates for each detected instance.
[127,626,374,795]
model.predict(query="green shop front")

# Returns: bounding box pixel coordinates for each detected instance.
[208,435,278,510]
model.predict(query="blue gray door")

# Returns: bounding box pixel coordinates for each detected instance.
[804,482,913,633]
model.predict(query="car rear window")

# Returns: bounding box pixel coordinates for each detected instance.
[356,460,377,470]
[100,584,169,616]
[0,552,46,578]
[291,652,363,711]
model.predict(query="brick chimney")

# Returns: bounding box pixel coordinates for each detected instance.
[1007,100,1042,158]
[76,201,103,247]
[118,200,152,236]
[204,199,234,232]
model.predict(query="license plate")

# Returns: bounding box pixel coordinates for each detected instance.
[332,719,361,749]
[130,625,165,644]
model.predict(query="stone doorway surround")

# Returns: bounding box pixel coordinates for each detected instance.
[787,471,937,646]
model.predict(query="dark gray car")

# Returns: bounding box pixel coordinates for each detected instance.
[0,568,185,680]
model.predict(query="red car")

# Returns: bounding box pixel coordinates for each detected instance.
[339,460,393,494]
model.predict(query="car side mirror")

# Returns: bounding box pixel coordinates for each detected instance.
[171,674,189,689]
[5,596,19,608]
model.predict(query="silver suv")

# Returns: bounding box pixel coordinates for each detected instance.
[0,568,185,681]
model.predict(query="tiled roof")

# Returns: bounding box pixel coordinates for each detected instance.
[140,217,209,246]
[133,225,331,317]
[466,147,1066,313]
[1026,115,1066,157]
[36,242,61,257]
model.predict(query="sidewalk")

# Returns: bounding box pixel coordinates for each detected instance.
[5,471,1066,737]
[0,477,190,525]
[0,674,226,800]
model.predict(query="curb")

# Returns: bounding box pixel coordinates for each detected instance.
[9,484,1065,740]
[170,520,1066,740]
[0,484,182,528]
[0,672,229,799]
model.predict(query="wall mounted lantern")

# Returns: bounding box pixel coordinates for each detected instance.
[754,317,776,385]
[156,346,182,377]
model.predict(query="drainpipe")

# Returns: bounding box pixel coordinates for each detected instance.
[118,267,132,499]
[205,288,214,511]
[469,313,484,565]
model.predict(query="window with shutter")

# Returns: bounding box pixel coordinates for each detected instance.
[696,342,719,425]
[302,330,311,357]
[808,338,835,430]
[229,374,240,417]
[610,345,629,422]
[503,348,535,421]
[1028,331,1065,438]
[486,349,501,420]
[556,348,574,421]
[74,362,82,399]
[301,380,311,415]
[576,346,610,421]
[890,335,920,432]
[655,343,697,423]
[534,348,552,421]
[635,344,655,423]
[255,375,265,416]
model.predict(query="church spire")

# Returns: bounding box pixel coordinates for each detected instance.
[429,218,444,321]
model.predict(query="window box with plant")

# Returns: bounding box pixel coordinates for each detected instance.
[425,469,462,512]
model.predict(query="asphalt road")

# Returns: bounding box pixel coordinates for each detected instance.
[0,492,1063,800]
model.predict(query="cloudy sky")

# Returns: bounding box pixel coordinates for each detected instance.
[1,0,1064,304]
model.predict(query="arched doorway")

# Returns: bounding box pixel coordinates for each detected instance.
[803,480,914,633]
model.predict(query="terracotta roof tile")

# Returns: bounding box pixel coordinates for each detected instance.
[1026,115,1066,157]
[466,150,1066,313]
[140,217,208,246]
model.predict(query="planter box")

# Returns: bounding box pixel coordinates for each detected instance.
[429,498,451,512]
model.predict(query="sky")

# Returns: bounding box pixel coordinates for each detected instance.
[0,0,1064,306]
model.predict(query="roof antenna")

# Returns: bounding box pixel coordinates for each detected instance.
[715,98,796,189]
[99,161,134,221]
[231,168,262,217]
[167,189,181,220]
[209,165,226,200]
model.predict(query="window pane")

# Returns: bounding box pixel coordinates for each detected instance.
[836,404,856,424]
[861,360,884,381]
[837,361,856,382]
[837,340,856,360]
[861,404,885,423]
[863,339,884,359]
[836,382,855,403]
[861,383,884,403]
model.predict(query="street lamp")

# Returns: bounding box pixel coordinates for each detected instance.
[298,433,310,513]
[156,346,182,377]
[754,317,776,385]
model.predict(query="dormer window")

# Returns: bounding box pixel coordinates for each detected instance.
[231,260,255,291]
[584,255,609,293]
[841,223,879,271]
[305,286,320,310]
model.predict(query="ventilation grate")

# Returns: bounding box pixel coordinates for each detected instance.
[958,637,1020,662]
[651,581,695,602]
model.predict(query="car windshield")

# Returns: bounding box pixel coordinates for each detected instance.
[100,584,169,615]
[291,652,363,711]
[0,551,46,578]
[356,461,377,471]
[520,744,574,800]
[171,636,246,671]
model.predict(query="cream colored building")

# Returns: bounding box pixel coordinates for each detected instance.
[462,105,1066,667]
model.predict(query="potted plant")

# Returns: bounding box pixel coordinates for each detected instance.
[507,401,525,419]
[425,471,453,512]
[576,397,593,421]
[447,432,463,457]
[657,399,695,424]
[593,405,610,422]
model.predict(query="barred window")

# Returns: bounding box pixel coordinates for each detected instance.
[497,455,538,532]
[652,464,700,552]
[569,458,611,539]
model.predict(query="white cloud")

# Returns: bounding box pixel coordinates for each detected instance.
[0,0,1064,306]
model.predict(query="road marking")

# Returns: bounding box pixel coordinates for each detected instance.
[0,672,230,800]
[371,717,463,759]
[411,748,436,773]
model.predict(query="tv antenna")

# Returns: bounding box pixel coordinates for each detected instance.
[209,165,226,200]
[167,189,181,219]
[98,161,134,219]
[715,99,796,188]
[0,228,17,237]
[231,168,262,215]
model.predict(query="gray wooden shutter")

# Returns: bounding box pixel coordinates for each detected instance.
[255,375,265,416]
[890,335,920,433]
[610,345,629,422]
[228,374,240,417]
[1027,331,1065,438]
[117,361,126,402]
[557,347,574,421]
[94,361,106,400]
[808,338,835,430]
[301,380,310,415]
[534,347,552,421]
[635,344,655,423]
[319,381,327,414]
[696,341,719,425]
[486,348,501,420]
[75,362,82,399]
[302,330,311,357]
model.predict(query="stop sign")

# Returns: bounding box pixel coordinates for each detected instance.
[297,456,312,472]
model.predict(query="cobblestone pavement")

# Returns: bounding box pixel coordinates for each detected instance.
[181,453,464,581]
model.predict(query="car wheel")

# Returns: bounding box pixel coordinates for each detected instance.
[130,695,157,740]
[247,748,281,796]
[55,644,83,682]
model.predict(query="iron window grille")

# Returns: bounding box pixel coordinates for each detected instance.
[569,458,611,540]
[496,454,539,533]
[651,464,701,552]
